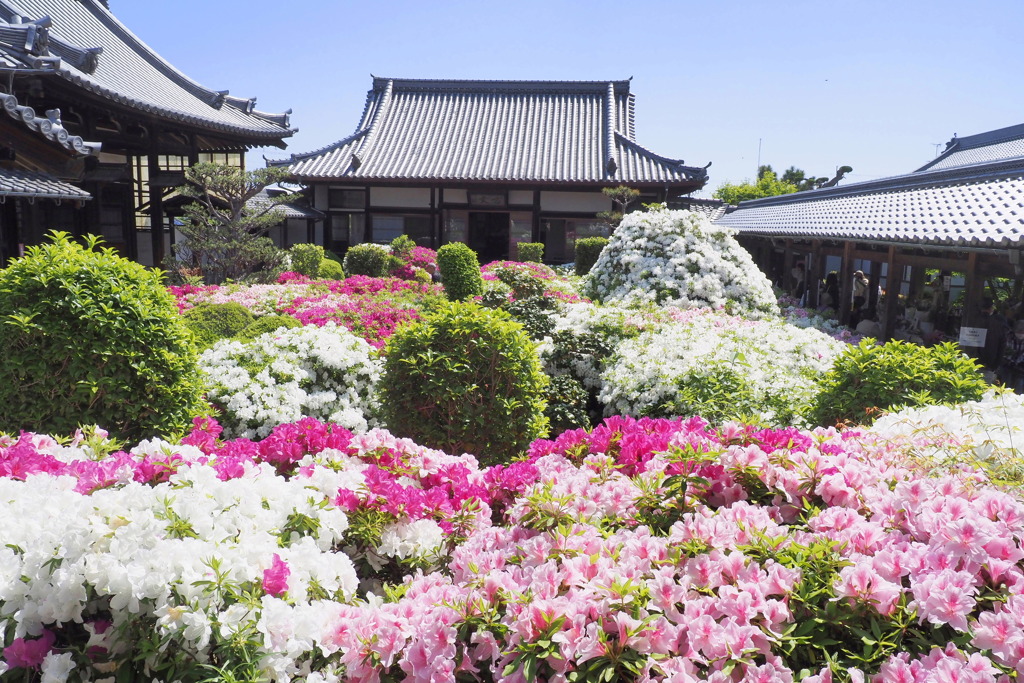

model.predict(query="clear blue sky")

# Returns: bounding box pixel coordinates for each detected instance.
[115,0,1023,197]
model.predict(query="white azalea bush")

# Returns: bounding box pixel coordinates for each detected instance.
[584,207,778,317]
[600,308,846,425]
[869,389,1024,482]
[199,323,381,438]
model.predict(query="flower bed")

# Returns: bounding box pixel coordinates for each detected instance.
[3,415,1024,681]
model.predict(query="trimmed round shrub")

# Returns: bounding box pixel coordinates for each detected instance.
[234,314,302,343]
[585,208,778,316]
[492,266,546,300]
[317,258,345,280]
[379,301,548,464]
[0,232,205,440]
[436,243,484,301]
[574,236,608,276]
[182,302,255,349]
[808,339,988,427]
[343,243,389,277]
[199,323,381,439]
[289,243,325,278]
[516,242,544,263]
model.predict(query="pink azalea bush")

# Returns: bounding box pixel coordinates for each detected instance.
[171,274,445,348]
[3,415,1024,681]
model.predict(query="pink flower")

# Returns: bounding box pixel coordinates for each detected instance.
[3,630,56,669]
[262,553,290,597]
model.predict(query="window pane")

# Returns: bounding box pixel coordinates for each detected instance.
[329,189,365,209]
[372,215,403,243]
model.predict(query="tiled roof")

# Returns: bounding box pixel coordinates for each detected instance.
[916,123,1024,173]
[715,159,1024,248]
[0,166,91,200]
[1,91,100,155]
[279,77,708,186]
[0,1,293,143]
[248,189,324,221]
[672,196,728,221]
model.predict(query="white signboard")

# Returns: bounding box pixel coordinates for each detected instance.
[958,327,988,348]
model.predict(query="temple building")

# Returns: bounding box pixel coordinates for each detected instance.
[717,123,1024,339]
[0,0,293,266]
[276,77,709,263]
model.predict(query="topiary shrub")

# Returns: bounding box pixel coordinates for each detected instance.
[317,258,345,281]
[808,339,989,427]
[585,208,778,317]
[234,314,302,343]
[516,242,544,263]
[0,232,205,440]
[343,243,389,277]
[436,243,484,301]
[574,237,608,276]
[379,301,548,464]
[182,302,256,350]
[289,243,325,278]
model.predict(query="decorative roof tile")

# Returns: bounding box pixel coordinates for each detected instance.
[0,0,293,143]
[0,166,90,199]
[278,77,707,186]
[0,91,100,155]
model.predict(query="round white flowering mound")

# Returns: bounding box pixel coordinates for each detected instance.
[200,323,381,438]
[600,309,845,426]
[585,208,778,317]
[869,390,1024,481]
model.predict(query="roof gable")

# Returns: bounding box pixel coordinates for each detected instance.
[0,0,293,144]
[281,77,706,186]
[915,122,1024,173]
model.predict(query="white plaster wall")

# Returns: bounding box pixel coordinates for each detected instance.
[540,191,612,213]
[370,187,431,208]
[444,189,468,204]
[508,190,533,206]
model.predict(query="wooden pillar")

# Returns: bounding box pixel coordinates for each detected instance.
[868,259,882,309]
[962,252,983,328]
[436,188,445,248]
[429,187,437,249]
[782,240,795,293]
[808,240,823,309]
[148,129,165,267]
[532,189,541,245]
[306,218,315,245]
[883,246,900,340]
[839,241,856,326]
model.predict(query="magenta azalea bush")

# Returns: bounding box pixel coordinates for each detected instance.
[2,414,1024,681]
[172,274,445,349]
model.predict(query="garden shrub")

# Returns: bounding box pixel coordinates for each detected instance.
[199,323,381,438]
[181,302,256,349]
[516,242,544,263]
[492,265,546,300]
[436,243,484,301]
[288,243,325,278]
[0,232,205,440]
[502,297,556,340]
[233,314,302,343]
[543,374,591,435]
[574,236,608,276]
[601,309,845,426]
[584,207,778,316]
[379,301,548,464]
[808,339,988,427]
[343,243,389,277]
[317,258,345,280]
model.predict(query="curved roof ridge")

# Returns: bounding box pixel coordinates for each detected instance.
[372,75,633,94]
[0,90,100,155]
[614,131,696,169]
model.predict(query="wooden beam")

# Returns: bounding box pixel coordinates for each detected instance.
[807,240,823,309]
